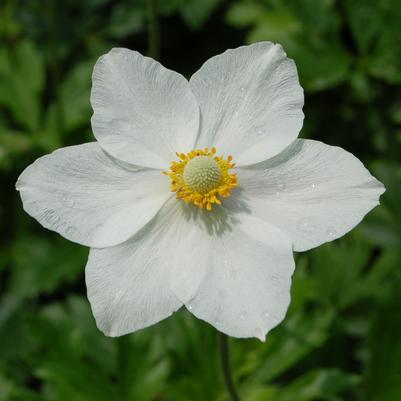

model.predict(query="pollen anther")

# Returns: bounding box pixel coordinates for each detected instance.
[164,147,238,211]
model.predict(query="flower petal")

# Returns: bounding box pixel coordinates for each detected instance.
[233,139,385,252]
[85,192,294,339]
[16,143,170,248]
[190,42,304,166]
[91,48,200,169]
[170,209,295,340]
[85,198,211,336]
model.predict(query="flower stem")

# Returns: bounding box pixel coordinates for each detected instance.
[219,332,242,401]
[147,0,160,60]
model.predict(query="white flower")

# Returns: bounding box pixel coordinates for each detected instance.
[16,43,385,341]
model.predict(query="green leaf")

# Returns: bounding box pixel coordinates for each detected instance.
[180,0,222,30]
[58,60,94,132]
[26,296,170,401]
[307,237,371,309]
[242,369,358,401]
[238,310,335,384]
[161,311,222,401]
[342,0,380,53]
[246,11,301,45]
[0,372,14,401]
[15,41,45,95]
[227,0,351,91]
[0,41,44,132]
[10,237,86,299]
[367,0,401,83]
[274,368,359,401]
[0,129,33,171]
[362,161,401,248]
[289,41,351,92]
[107,3,146,38]
[226,2,271,28]
[363,276,401,401]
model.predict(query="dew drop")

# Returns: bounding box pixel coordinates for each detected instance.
[261,310,270,321]
[296,217,316,233]
[239,311,247,320]
[109,118,130,132]
[62,197,75,207]
[271,275,278,281]
[311,183,317,189]
[255,327,265,342]
[326,226,337,237]
[240,86,246,92]
[114,288,125,302]
[273,181,285,196]
[187,304,193,311]
[66,227,76,236]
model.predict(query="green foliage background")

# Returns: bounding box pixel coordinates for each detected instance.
[1,0,401,400]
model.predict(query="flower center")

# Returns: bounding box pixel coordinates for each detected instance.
[164,147,238,211]
[183,156,221,194]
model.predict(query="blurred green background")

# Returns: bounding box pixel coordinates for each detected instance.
[1,0,401,400]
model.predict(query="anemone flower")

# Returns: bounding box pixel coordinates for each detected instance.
[16,43,385,340]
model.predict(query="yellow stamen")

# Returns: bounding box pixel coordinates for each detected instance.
[164,147,238,211]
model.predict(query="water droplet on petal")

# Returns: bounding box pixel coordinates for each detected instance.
[296,217,317,233]
[311,183,316,189]
[261,310,270,321]
[114,288,126,303]
[273,181,285,196]
[255,327,265,342]
[326,226,337,237]
[187,304,193,311]
[66,227,76,236]
[110,118,130,132]
[239,311,247,320]
[62,197,75,208]
[271,275,279,281]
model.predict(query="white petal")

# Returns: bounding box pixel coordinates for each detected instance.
[85,198,211,336]
[86,192,295,339]
[170,209,295,340]
[16,143,170,248]
[190,42,304,166]
[233,139,385,252]
[91,48,200,169]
